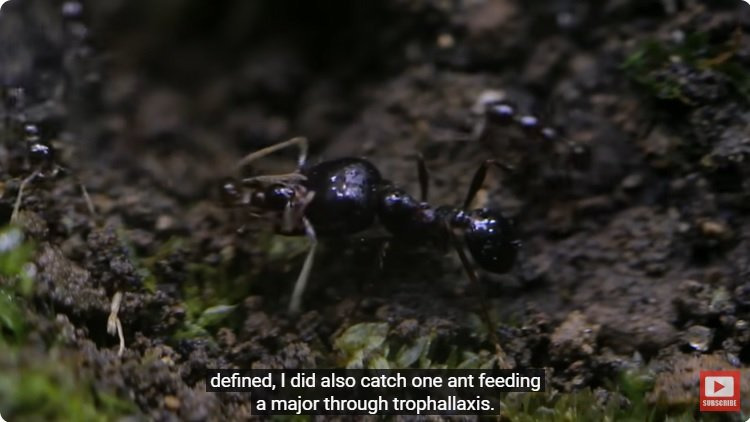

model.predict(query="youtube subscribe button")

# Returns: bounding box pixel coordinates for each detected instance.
[700,370,740,412]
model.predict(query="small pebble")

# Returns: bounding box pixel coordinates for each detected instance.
[683,325,713,352]
[699,220,730,239]
[621,173,643,190]
[155,215,174,231]
[62,1,83,18]
[164,395,180,411]
[436,33,455,49]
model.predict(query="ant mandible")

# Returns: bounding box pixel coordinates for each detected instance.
[223,136,520,314]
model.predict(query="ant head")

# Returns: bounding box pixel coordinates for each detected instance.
[258,184,296,211]
[222,176,308,215]
[236,182,300,212]
[220,178,245,206]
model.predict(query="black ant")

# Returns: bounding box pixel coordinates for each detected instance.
[222,137,521,315]
[473,96,590,195]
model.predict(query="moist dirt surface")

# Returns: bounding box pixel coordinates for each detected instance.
[1,0,750,420]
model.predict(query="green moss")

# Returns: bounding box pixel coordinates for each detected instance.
[330,321,717,420]
[334,322,390,368]
[332,322,499,370]
[139,236,187,293]
[0,349,137,421]
[136,235,251,340]
[0,291,27,343]
[623,30,750,103]
[622,40,688,103]
[0,226,35,294]
[393,334,431,368]
[498,368,704,422]
[264,233,310,263]
[499,390,615,422]
[717,60,750,99]
[0,226,35,343]
[173,303,238,341]
[0,225,138,420]
[178,262,245,333]
[611,369,658,421]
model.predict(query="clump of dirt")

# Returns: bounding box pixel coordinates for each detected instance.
[2,0,750,419]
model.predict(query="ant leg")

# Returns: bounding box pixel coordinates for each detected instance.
[10,171,38,224]
[282,191,315,234]
[237,136,308,170]
[416,154,429,202]
[378,241,390,270]
[446,224,511,368]
[288,217,317,314]
[242,173,307,185]
[462,159,513,210]
[79,183,97,217]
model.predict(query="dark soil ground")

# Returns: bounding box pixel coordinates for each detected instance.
[2,0,750,420]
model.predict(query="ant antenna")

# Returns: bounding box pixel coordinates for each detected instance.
[462,159,514,210]
[417,154,429,202]
[236,136,308,171]
[79,182,97,217]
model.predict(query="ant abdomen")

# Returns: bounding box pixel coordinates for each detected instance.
[456,208,519,274]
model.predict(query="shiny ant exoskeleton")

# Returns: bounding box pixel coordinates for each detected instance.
[223,137,521,314]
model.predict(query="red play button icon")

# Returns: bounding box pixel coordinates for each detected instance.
[713,380,726,394]
[704,376,734,397]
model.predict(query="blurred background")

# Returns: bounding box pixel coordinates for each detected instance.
[2,0,750,420]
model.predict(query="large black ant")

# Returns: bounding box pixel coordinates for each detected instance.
[222,136,521,315]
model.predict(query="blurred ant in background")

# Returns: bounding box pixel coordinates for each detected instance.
[471,93,591,199]
[1,87,61,224]
[1,84,122,356]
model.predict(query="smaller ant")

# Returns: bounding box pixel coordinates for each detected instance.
[473,96,591,192]
[223,137,521,314]
[10,123,60,223]
[2,106,122,355]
